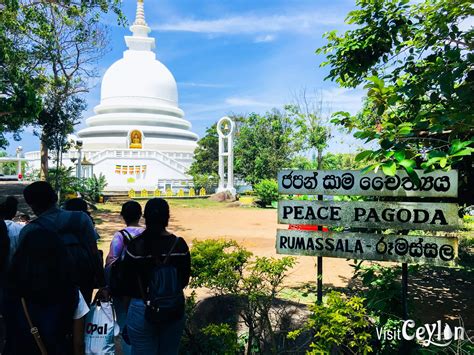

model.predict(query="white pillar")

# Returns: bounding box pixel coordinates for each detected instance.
[218,133,225,190]
[16,146,23,176]
[227,131,234,192]
[216,116,236,196]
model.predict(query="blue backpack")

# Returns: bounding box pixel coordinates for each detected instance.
[139,237,185,325]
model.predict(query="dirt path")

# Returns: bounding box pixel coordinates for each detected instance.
[96,205,356,288]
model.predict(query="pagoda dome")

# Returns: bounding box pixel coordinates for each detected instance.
[101,51,179,108]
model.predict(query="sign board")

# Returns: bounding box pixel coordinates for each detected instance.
[277,170,458,198]
[276,229,458,267]
[278,200,460,231]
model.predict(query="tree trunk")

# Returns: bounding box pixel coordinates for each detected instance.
[40,138,48,180]
[55,146,61,199]
[317,148,323,170]
[246,324,254,355]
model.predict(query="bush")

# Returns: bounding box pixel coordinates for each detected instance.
[191,173,218,192]
[352,262,404,323]
[253,179,278,207]
[47,167,79,201]
[200,323,242,355]
[80,173,107,202]
[190,239,296,353]
[190,239,251,294]
[288,291,373,354]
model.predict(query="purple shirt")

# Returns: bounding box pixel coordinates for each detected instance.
[106,226,144,266]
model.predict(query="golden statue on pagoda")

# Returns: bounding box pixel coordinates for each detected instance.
[130,130,142,149]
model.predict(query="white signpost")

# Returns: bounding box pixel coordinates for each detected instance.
[276,169,460,315]
[277,169,458,197]
[276,229,458,267]
[278,200,460,231]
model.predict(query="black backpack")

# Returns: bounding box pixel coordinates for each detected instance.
[107,229,134,296]
[35,212,98,289]
[139,237,185,325]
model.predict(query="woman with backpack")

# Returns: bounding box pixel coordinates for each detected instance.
[3,226,89,355]
[122,198,191,355]
[105,200,144,355]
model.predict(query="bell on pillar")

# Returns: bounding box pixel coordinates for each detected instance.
[216,116,236,196]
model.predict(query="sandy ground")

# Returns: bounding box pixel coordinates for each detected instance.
[95,205,355,289]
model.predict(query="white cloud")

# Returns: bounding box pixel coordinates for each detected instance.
[178,82,229,88]
[254,34,276,43]
[152,13,342,35]
[321,88,365,115]
[224,96,279,107]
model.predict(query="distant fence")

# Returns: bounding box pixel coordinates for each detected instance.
[128,187,207,199]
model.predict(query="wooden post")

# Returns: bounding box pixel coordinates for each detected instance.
[400,262,409,353]
[401,262,408,320]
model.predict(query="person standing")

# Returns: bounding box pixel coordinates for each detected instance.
[3,226,89,355]
[0,221,8,352]
[0,221,10,274]
[105,200,144,355]
[122,198,190,355]
[63,198,100,241]
[105,201,144,266]
[20,181,105,304]
[0,196,24,266]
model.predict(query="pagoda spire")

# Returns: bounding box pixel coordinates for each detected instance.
[127,0,155,50]
[134,0,147,27]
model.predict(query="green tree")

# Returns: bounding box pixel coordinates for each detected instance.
[0,6,42,148]
[287,89,331,169]
[235,110,302,185]
[188,123,219,190]
[321,152,373,170]
[318,0,474,202]
[188,123,219,177]
[0,151,27,175]
[0,0,123,178]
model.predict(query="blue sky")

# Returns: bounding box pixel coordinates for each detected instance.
[5,0,367,155]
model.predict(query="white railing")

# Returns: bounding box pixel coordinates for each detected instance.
[25,149,190,175]
[89,149,189,174]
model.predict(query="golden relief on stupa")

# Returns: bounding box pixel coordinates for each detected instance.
[129,130,142,149]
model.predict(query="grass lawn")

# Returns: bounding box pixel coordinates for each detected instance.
[95,198,234,213]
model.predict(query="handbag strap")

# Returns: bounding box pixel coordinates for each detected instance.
[21,298,48,355]
[119,229,134,245]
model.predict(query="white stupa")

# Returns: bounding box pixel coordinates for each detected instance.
[26,0,198,192]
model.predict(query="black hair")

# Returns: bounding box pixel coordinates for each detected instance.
[8,226,73,303]
[63,198,88,212]
[63,197,95,226]
[0,196,19,220]
[121,200,142,225]
[144,198,170,229]
[23,181,57,211]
